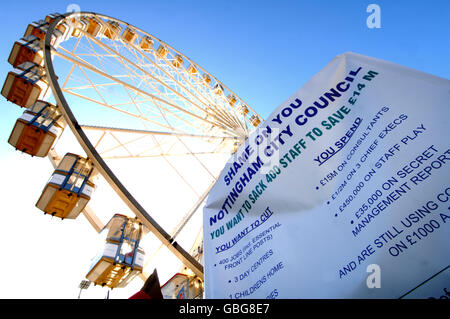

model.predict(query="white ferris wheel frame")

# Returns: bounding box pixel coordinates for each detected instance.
[43,11,263,280]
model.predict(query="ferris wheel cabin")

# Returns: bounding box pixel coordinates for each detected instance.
[172,54,184,68]
[86,214,145,288]
[69,17,88,38]
[238,104,249,116]
[85,16,104,38]
[24,20,49,42]
[8,100,65,157]
[213,83,224,95]
[35,153,96,219]
[8,35,43,68]
[1,62,48,108]
[121,27,137,44]
[202,73,211,86]
[138,35,154,51]
[24,19,65,46]
[161,273,204,299]
[156,45,169,59]
[104,20,122,40]
[250,114,261,127]
[187,64,198,75]
[227,94,237,106]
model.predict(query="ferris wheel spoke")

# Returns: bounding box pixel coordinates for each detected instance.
[122,39,240,127]
[160,58,246,130]
[149,134,201,197]
[171,178,217,241]
[77,53,118,57]
[85,35,109,73]
[54,48,240,136]
[84,30,239,132]
[64,81,121,91]
[121,66,235,135]
[61,88,180,132]
[129,88,225,136]
[60,36,83,89]
[136,138,177,158]
[108,131,135,157]
[101,135,148,156]
[62,64,77,89]
[161,60,244,131]
[93,130,107,148]
[81,125,236,161]
[142,178,216,274]
[99,151,228,160]
[64,78,222,137]
[77,64,109,105]
[175,136,221,180]
[82,32,218,117]
[67,70,200,134]
[121,38,244,132]
[80,125,239,140]
[105,41,178,131]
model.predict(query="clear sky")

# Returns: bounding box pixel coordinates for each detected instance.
[0,0,448,298]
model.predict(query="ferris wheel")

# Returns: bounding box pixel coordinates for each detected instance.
[2,11,263,294]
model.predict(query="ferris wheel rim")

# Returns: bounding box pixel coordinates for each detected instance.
[43,11,211,280]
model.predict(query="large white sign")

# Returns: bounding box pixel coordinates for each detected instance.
[203,52,450,299]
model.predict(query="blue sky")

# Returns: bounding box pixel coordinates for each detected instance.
[1,0,449,134]
[0,0,448,298]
